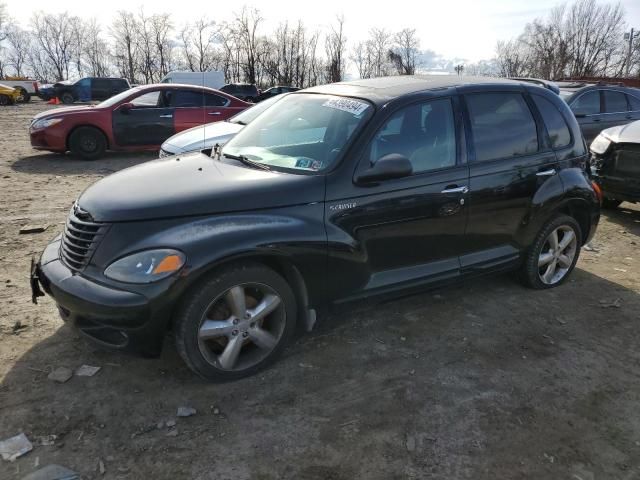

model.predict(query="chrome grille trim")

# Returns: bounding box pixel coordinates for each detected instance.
[59,207,109,272]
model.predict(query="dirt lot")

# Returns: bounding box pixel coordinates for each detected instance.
[1,101,640,480]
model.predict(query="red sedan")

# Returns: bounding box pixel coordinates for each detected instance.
[29,84,250,160]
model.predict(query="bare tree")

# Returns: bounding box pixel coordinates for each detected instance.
[233,7,262,85]
[111,11,139,83]
[5,25,30,76]
[83,19,111,77]
[388,28,419,75]
[30,12,78,80]
[180,18,219,72]
[150,13,174,79]
[325,15,346,83]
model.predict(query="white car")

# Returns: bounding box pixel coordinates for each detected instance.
[159,94,284,157]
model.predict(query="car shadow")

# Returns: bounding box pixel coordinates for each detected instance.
[600,203,640,238]
[2,268,640,478]
[11,151,157,176]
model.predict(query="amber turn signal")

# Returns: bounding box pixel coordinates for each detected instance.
[152,255,184,274]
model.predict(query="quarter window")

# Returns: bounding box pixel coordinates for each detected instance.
[532,95,571,149]
[571,91,600,115]
[369,98,456,173]
[603,90,628,113]
[466,93,538,162]
[628,94,640,111]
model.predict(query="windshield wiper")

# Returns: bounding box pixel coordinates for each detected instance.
[232,120,247,126]
[223,152,271,171]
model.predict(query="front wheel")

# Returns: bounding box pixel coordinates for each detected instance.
[18,89,30,103]
[520,215,582,289]
[174,262,297,381]
[68,127,107,160]
[60,92,74,104]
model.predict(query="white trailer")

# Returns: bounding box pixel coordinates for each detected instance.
[160,71,225,90]
[0,79,40,102]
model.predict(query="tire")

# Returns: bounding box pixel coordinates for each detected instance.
[0,94,10,106]
[68,127,107,160]
[520,214,582,289]
[18,89,30,103]
[602,198,622,209]
[174,262,297,381]
[60,92,74,104]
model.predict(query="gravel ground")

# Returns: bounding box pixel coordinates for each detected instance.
[1,101,640,480]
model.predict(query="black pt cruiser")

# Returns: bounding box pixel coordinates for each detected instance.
[33,76,601,381]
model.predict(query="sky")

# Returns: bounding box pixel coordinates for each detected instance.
[5,0,640,63]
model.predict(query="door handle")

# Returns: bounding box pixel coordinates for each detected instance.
[208,112,222,116]
[159,114,173,118]
[441,186,469,194]
[536,169,556,177]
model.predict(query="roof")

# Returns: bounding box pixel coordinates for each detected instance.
[305,75,525,105]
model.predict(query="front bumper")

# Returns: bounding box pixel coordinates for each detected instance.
[33,238,172,356]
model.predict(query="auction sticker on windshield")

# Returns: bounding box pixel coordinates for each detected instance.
[323,98,369,116]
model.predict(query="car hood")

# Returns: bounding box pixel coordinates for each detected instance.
[32,105,97,120]
[161,121,244,154]
[78,152,325,222]
[600,120,640,144]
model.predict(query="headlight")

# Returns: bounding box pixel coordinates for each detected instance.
[31,118,63,131]
[104,249,186,283]
[589,135,611,155]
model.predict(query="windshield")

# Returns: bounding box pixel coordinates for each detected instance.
[559,90,574,100]
[230,94,283,125]
[97,87,139,108]
[223,93,373,173]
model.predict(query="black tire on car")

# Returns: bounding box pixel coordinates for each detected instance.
[68,127,107,160]
[0,94,11,106]
[174,262,297,381]
[61,92,74,104]
[18,88,30,103]
[520,214,582,290]
[601,198,622,209]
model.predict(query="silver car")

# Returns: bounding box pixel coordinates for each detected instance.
[159,94,284,157]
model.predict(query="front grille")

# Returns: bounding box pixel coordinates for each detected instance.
[59,208,109,272]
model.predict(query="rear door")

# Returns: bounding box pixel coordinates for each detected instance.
[601,89,632,131]
[460,90,560,272]
[112,89,174,146]
[570,90,603,144]
[627,93,640,122]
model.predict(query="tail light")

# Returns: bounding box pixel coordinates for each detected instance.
[591,180,603,204]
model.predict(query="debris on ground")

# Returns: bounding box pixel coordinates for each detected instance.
[21,464,79,480]
[0,433,33,462]
[584,243,600,252]
[19,225,48,234]
[405,434,416,452]
[166,420,176,428]
[75,365,101,377]
[599,298,622,309]
[212,407,220,415]
[177,406,197,417]
[47,367,73,384]
[12,321,28,334]
[166,430,178,437]
[38,435,56,446]
[99,459,106,475]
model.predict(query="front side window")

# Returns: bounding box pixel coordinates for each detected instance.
[369,98,456,173]
[466,93,538,162]
[131,91,161,108]
[603,90,628,113]
[571,91,600,115]
[532,95,571,149]
[223,94,372,173]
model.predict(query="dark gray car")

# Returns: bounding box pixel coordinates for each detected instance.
[559,83,640,144]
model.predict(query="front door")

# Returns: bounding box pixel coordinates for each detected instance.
[326,97,469,302]
[460,90,560,271]
[112,90,175,146]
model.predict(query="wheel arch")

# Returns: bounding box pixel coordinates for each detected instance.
[556,198,593,245]
[171,251,314,333]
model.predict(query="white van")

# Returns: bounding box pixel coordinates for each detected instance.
[160,71,225,89]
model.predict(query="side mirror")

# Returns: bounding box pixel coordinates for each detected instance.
[119,102,134,114]
[355,153,413,184]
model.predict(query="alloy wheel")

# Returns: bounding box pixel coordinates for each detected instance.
[197,283,285,371]
[537,225,578,285]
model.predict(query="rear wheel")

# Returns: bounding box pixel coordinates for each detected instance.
[520,215,582,289]
[174,262,297,381]
[602,198,622,209]
[60,92,74,104]
[69,127,107,160]
[18,88,30,103]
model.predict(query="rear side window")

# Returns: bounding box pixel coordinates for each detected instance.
[571,91,600,115]
[603,90,628,113]
[466,93,538,162]
[532,95,571,149]
[172,90,205,107]
[628,94,640,111]
[205,94,228,107]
